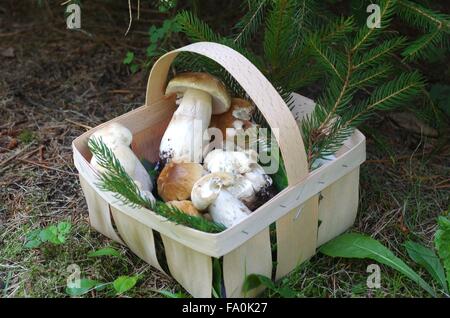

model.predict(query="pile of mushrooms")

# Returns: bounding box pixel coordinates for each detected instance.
[88,72,273,229]
[156,72,273,228]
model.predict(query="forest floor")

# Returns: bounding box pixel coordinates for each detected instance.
[0,2,448,298]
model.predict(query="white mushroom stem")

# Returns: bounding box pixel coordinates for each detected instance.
[160,88,212,163]
[208,190,250,228]
[90,124,154,202]
[226,163,272,205]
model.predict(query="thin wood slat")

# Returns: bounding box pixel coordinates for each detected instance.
[223,227,272,298]
[79,175,123,244]
[275,195,319,280]
[161,234,213,298]
[110,206,166,273]
[317,168,360,246]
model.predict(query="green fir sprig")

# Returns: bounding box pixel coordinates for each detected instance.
[88,137,225,233]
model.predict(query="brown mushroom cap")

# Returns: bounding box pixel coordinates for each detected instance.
[165,72,231,115]
[157,162,204,202]
[167,200,202,217]
[210,98,255,142]
[230,98,255,121]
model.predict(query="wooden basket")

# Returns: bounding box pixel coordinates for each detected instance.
[72,42,366,298]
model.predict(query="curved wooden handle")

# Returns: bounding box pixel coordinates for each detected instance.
[145,42,308,185]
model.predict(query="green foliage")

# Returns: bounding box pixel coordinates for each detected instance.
[397,0,450,61]
[405,240,448,293]
[87,247,122,258]
[65,275,139,297]
[319,233,436,297]
[18,129,35,144]
[435,216,450,290]
[25,221,72,248]
[321,218,450,297]
[173,0,435,173]
[212,258,223,298]
[88,137,225,233]
[113,275,139,295]
[429,83,450,119]
[157,290,190,298]
[233,0,269,46]
[243,273,297,298]
[65,279,106,297]
[123,4,181,74]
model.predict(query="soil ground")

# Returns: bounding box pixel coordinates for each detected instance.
[0,2,448,298]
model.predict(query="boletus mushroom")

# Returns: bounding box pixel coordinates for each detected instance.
[160,72,231,163]
[209,98,256,146]
[89,123,155,201]
[157,161,204,202]
[191,172,251,228]
[203,149,272,207]
[167,200,202,217]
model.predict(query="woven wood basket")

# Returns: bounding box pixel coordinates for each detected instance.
[72,42,366,298]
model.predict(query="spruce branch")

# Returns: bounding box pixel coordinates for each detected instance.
[308,36,346,81]
[88,137,226,233]
[351,0,396,53]
[263,0,298,71]
[353,36,407,69]
[397,0,450,31]
[349,64,393,89]
[347,71,425,125]
[234,0,269,46]
[401,28,444,61]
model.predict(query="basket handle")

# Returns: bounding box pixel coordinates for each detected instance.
[145,42,308,186]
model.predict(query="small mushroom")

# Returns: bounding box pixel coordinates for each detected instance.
[203,149,272,207]
[160,72,231,163]
[225,163,272,206]
[167,200,202,217]
[209,98,256,144]
[191,173,251,228]
[157,161,204,202]
[90,123,154,201]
